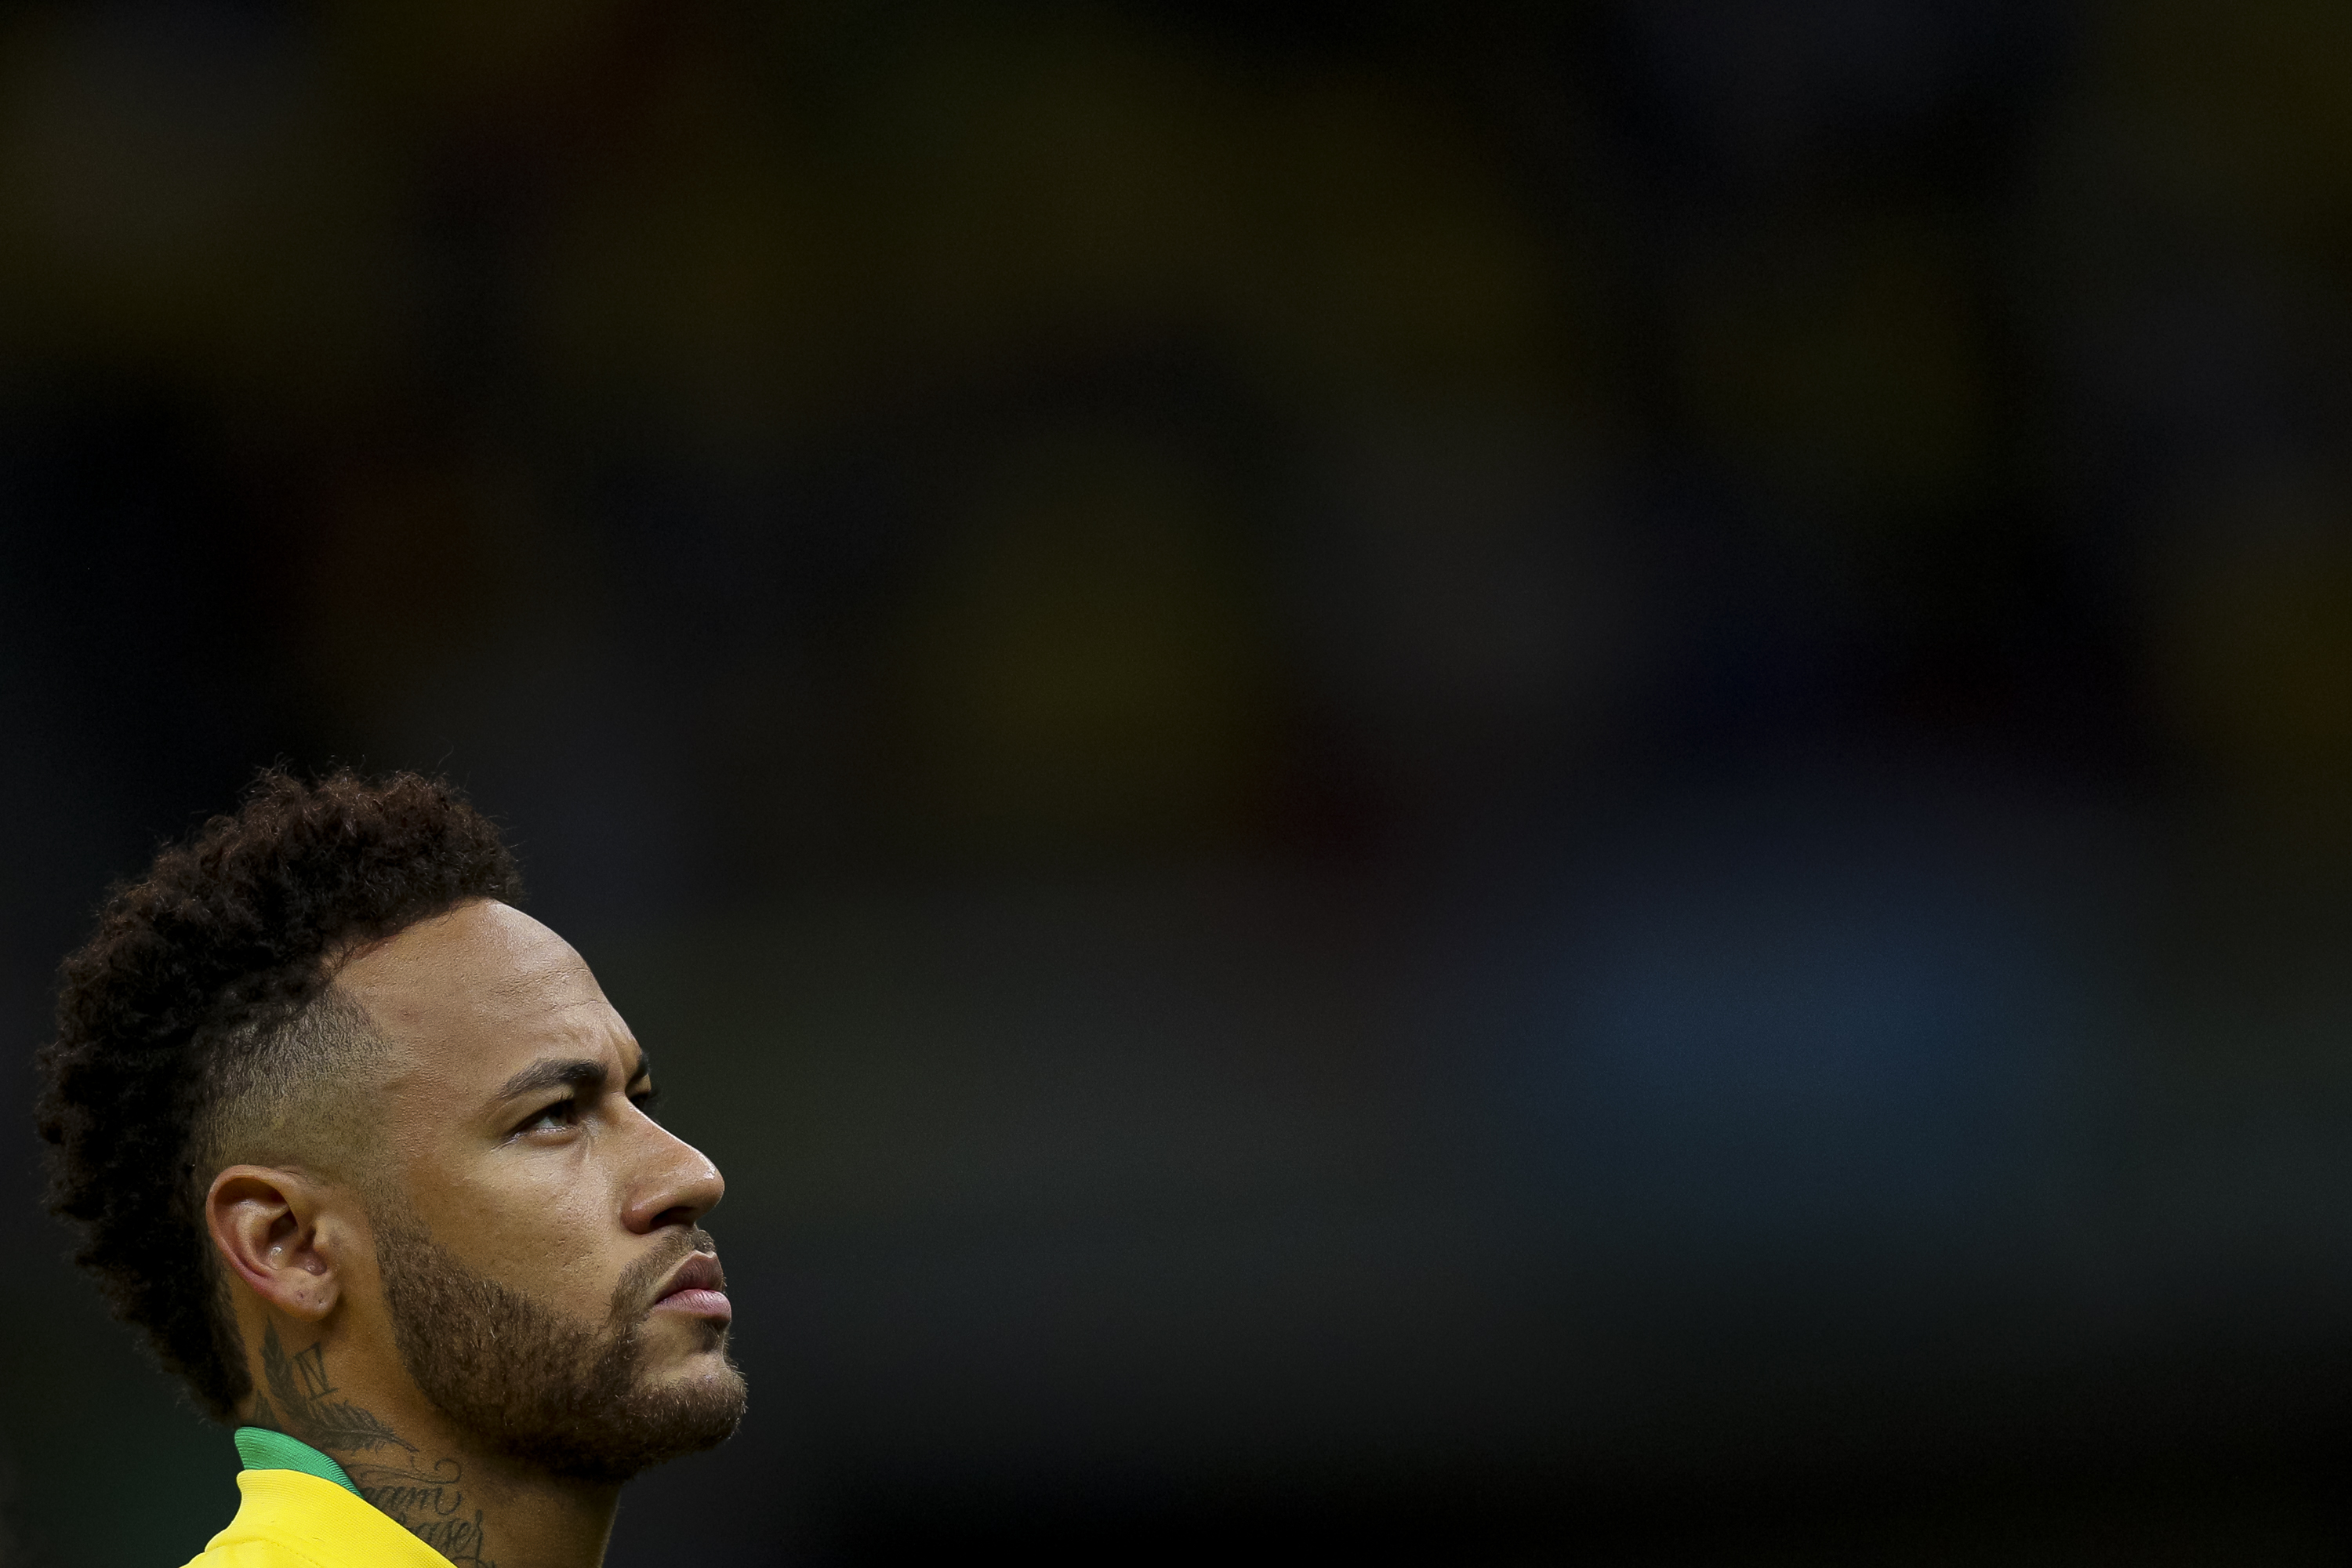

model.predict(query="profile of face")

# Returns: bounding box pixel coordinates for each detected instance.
[331,899,746,1482]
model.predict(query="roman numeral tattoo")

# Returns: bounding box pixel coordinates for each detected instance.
[255,1327,410,1454]
[251,1326,496,1566]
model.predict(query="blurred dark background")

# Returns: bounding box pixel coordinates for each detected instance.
[5,0,2352,1562]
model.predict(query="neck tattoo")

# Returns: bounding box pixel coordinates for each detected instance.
[250,1323,498,1567]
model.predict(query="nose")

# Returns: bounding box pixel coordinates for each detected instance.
[622,1116,726,1234]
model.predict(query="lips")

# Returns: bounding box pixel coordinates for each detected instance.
[650,1250,731,1324]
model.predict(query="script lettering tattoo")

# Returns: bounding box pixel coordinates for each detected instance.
[343,1457,494,1566]
[251,1328,495,1566]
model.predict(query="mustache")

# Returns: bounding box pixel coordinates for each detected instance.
[611,1226,720,1324]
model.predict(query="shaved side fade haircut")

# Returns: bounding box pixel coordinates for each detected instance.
[34,769,522,1421]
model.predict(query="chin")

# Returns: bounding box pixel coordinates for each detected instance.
[642,1311,731,1360]
[641,1337,745,1396]
[653,1345,738,1382]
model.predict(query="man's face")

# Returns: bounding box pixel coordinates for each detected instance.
[333,898,744,1474]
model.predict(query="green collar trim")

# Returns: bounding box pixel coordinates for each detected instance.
[233,1427,361,1497]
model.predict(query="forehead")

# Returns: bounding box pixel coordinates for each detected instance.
[334,899,628,1090]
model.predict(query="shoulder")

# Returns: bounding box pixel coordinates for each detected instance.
[183,1537,343,1568]
[186,1470,452,1568]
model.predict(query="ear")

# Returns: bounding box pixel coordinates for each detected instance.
[205,1165,343,1322]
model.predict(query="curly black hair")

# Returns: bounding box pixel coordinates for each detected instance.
[33,768,522,1421]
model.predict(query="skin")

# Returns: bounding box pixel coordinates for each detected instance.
[204,899,733,1568]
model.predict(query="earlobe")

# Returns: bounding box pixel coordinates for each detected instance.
[205,1166,343,1321]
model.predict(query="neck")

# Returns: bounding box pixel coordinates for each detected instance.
[244,1321,620,1568]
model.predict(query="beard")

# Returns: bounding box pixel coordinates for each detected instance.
[369,1206,747,1483]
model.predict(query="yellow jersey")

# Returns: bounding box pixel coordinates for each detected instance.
[183,1447,453,1568]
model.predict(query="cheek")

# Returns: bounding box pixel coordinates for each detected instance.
[401,1143,631,1316]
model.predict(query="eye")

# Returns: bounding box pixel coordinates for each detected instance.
[515,1095,582,1136]
[630,1087,663,1120]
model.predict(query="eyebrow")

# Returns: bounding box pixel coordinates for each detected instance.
[494,1049,653,1105]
